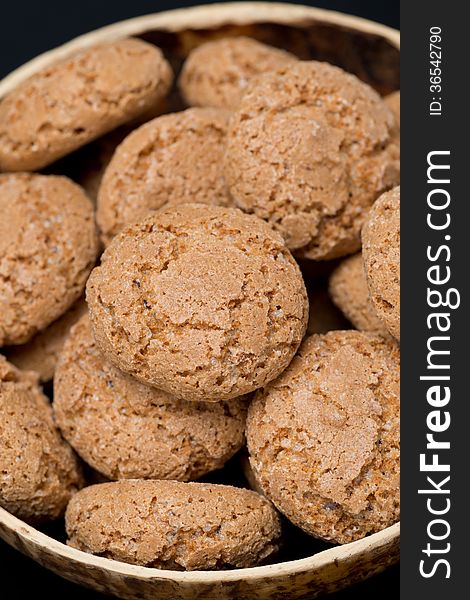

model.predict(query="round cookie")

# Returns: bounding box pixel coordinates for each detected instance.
[97,108,231,245]
[66,480,281,569]
[54,313,248,481]
[87,204,308,402]
[385,91,400,127]
[179,36,296,110]
[224,61,400,260]
[329,253,390,337]
[0,355,83,523]
[0,174,98,346]
[0,38,173,171]
[4,298,87,382]
[362,186,400,340]
[246,330,400,544]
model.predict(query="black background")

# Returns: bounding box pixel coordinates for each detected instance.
[0,1,400,598]
[400,1,465,599]
[0,0,399,78]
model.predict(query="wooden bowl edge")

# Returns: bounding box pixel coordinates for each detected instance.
[0,1,399,97]
[0,505,399,582]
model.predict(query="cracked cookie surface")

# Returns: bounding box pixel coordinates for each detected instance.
[54,313,247,481]
[246,330,400,544]
[86,203,308,402]
[224,61,400,260]
[97,107,231,246]
[329,253,390,337]
[66,480,281,569]
[0,173,98,346]
[0,38,173,171]
[362,186,400,340]
[179,36,296,110]
[0,355,83,523]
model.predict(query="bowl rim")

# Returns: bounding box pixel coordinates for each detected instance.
[0,506,400,581]
[0,0,400,584]
[0,1,399,97]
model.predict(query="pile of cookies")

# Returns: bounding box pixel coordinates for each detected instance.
[0,35,400,570]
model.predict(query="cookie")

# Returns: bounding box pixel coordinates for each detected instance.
[385,91,400,127]
[97,108,231,245]
[362,186,400,340]
[53,314,247,481]
[246,330,400,544]
[87,204,308,402]
[224,61,400,259]
[0,174,98,346]
[179,36,296,110]
[329,253,390,337]
[4,298,87,382]
[0,355,83,523]
[66,480,281,569]
[0,38,173,171]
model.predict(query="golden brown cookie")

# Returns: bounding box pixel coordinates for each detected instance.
[224,61,400,260]
[179,36,296,110]
[329,253,390,337]
[87,204,308,402]
[66,480,281,569]
[385,90,400,126]
[0,174,98,346]
[362,186,400,340]
[97,108,231,246]
[4,298,87,382]
[0,355,83,523]
[246,330,400,544]
[0,39,173,171]
[54,314,248,481]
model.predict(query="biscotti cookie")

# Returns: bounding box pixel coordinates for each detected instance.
[66,480,281,569]
[54,314,247,481]
[362,186,400,340]
[0,355,83,523]
[4,298,87,382]
[0,174,98,346]
[87,204,308,402]
[246,330,400,544]
[0,38,173,171]
[97,108,231,245]
[329,253,390,337]
[224,61,400,260]
[385,90,400,127]
[179,36,296,110]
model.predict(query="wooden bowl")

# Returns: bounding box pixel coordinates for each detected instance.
[0,3,400,599]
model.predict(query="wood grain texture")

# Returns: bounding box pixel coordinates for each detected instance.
[0,3,400,598]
